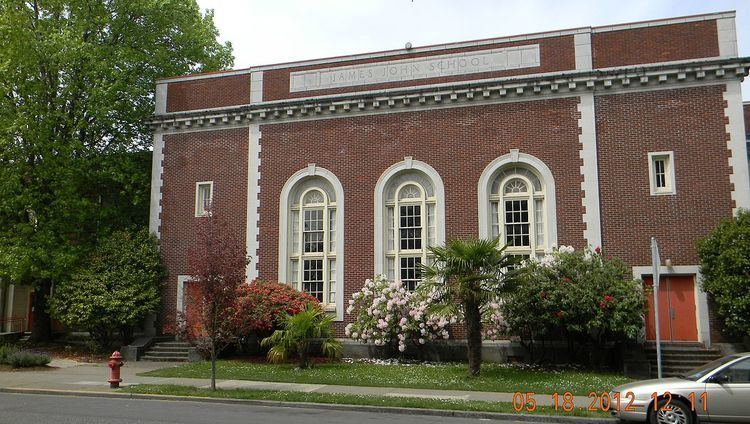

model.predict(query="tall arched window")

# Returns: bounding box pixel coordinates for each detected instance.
[490,168,545,258]
[375,158,445,291]
[478,151,557,259]
[279,166,344,317]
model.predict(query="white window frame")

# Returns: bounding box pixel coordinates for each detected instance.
[384,182,436,290]
[374,157,445,288]
[289,188,337,310]
[194,181,214,217]
[648,151,676,195]
[478,151,557,253]
[278,165,345,321]
[491,174,546,258]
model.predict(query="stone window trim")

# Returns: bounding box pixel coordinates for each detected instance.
[278,165,345,321]
[194,181,214,217]
[374,157,445,284]
[478,150,558,251]
[648,151,676,196]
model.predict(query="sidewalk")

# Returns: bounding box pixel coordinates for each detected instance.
[0,359,594,407]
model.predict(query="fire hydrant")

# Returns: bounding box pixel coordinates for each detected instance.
[107,351,124,388]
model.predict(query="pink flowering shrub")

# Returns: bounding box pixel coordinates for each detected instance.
[481,300,509,341]
[345,275,453,355]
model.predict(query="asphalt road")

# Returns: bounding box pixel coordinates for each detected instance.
[0,393,546,424]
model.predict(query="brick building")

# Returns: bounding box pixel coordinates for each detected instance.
[148,11,750,345]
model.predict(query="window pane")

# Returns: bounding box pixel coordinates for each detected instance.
[387,206,394,251]
[427,203,436,247]
[534,199,544,246]
[399,205,422,250]
[290,259,299,287]
[654,159,666,188]
[400,257,421,292]
[291,210,300,254]
[302,259,324,302]
[197,183,211,214]
[328,209,336,253]
[491,201,500,239]
[505,200,530,247]
[328,259,336,305]
[303,209,324,253]
[386,257,395,281]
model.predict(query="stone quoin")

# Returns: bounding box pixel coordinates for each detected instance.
[148,11,750,346]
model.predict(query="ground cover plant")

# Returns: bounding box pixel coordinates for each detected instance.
[0,345,51,368]
[125,384,609,418]
[140,360,631,395]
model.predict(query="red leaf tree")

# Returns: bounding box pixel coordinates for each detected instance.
[186,207,248,390]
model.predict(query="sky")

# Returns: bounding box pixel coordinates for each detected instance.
[196,0,750,100]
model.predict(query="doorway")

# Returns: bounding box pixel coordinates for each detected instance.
[644,275,698,342]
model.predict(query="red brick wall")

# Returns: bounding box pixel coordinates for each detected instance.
[166,74,251,113]
[257,99,586,333]
[159,128,249,326]
[592,20,719,68]
[595,85,732,266]
[263,36,576,101]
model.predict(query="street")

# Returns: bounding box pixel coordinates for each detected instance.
[0,393,543,424]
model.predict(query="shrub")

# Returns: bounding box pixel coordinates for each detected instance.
[0,344,19,363]
[49,228,165,349]
[261,304,342,369]
[345,275,453,355]
[233,280,319,336]
[503,246,646,366]
[698,210,750,338]
[7,351,51,368]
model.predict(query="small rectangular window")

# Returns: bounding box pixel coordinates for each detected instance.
[195,182,213,217]
[303,209,324,253]
[504,200,530,247]
[302,259,324,302]
[400,256,421,292]
[648,152,675,195]
[399,205,422,250]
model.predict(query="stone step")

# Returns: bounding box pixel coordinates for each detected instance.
[155,341,192,348]
[148,346,191,353]
[141,355,188,362]
[144,350,190,358]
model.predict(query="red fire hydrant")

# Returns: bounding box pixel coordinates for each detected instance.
[107,351,124,388]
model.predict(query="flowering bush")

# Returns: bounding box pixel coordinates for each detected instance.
[233,280,319,336]
[502,246,646,366]
[482,300,509,341]
[345,275,453,355]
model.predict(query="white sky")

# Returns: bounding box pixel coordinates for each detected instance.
[197,0,750,100]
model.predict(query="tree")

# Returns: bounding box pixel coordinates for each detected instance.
[187,208,248,390]
[48,228,165,349]
[420,238,522,376]
[261,304,342,369]
[0,0,233,341]
[698,210,750,338]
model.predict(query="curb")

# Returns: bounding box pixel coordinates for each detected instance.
[0,387,616,423]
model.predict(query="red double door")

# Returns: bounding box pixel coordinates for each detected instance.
[643,275,698,342]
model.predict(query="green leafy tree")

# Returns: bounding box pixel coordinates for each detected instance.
[0,0,233,341]
[698,210,750,338]
[49,228,165,349]
[261,305,342,369]
[503,247,646,367]
[420,238,522,376]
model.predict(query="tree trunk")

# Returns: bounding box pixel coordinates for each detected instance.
[464,299,483,376]
[30,279,53,342]
[210,343,217,390]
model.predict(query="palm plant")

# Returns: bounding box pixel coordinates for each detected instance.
[261,304,342,369]
[420,237,524,376]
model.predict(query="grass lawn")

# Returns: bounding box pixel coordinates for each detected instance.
[139,360,631,395]
[125,384,608,418]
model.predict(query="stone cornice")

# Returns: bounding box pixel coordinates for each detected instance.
[149,58,750,132]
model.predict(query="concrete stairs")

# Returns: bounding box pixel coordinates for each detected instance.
[645,342,723,377]
[141,339,192,362]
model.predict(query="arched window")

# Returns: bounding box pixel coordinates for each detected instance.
[478,151,557,259]
[490,168,545,258]
[279,166,344,317]
[375,158,445,291]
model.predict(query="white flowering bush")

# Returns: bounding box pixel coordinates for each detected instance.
[481,300,509,341]
[345,275,453,354]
